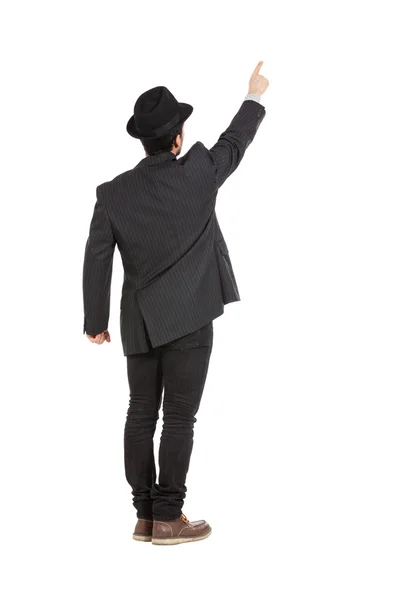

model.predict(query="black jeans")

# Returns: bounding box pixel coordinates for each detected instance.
[124,321,213,521]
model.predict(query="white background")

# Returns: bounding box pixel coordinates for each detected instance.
[1,1,399,598]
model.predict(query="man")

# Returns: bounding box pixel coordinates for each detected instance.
[82,61,269,545]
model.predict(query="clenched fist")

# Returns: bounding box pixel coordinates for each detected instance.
[86,330,111,344]
[248,61,269,96]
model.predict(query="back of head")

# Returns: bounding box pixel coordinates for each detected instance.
[141,123,183,156]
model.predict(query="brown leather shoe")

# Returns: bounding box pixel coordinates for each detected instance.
[152,513,212,545]
[132,518,153,542]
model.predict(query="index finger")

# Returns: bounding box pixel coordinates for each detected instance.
[252,60,263,76]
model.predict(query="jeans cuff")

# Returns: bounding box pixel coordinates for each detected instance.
[153,512,182,522]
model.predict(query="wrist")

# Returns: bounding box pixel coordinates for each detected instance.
[245,92,262,104]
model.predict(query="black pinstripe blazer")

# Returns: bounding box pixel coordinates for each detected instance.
[82,98,266,355]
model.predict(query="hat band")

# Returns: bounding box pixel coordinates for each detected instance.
[136,112,181,138]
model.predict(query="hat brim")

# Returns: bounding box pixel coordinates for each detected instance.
[127,102,193,139]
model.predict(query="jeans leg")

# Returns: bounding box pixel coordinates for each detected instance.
[125,348,162,520]
[151,323,213,521]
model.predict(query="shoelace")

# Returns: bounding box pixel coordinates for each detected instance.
[180,513,190,524]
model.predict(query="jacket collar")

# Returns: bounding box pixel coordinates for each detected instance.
[137,151,177,168]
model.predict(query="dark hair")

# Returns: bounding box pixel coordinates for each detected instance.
[141,124,183,155]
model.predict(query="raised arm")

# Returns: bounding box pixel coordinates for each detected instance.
[208,61,269,189]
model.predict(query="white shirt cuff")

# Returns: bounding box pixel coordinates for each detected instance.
[244,93,262,104]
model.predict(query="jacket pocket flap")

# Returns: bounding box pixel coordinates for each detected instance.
[217,239,229,255]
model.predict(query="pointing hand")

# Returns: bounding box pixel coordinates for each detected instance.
[248,61,269,95]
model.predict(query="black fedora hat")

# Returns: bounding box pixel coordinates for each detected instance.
[126,86,193,140]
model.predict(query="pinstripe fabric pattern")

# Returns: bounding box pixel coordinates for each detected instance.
[82,98,266,355]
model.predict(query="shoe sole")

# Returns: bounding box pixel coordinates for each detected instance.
[151,528,212,545]
[132,534,152,542]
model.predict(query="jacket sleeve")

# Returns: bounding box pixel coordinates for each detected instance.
[208,99,266,189]
[82,186,116,336]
